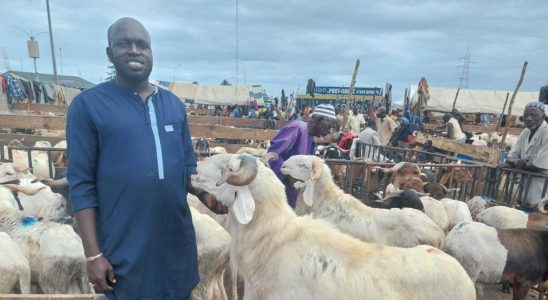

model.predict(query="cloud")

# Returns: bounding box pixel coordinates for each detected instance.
[1,0,546,101]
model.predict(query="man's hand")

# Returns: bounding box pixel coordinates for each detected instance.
[87,256,116,292]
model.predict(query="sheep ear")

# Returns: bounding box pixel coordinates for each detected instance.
[303,179,315,206]
[310,158,324,181]
[232,187,255,225]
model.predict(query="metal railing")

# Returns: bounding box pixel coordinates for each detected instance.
[332,142,548,206]
[3,144,66,179]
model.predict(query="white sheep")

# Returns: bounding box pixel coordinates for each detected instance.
[0,232,31,294]
[420,196,450,232]
[191,154,476,300]
[0,200,89,294]
[475,200,548,230]
[465,196,489,220]
[5,141,56,180]
[282,155,445,248]
[440,198,473,230]
[190,206,231,300]
[235,147,267,157]
[445,221,548,299]
[0,177,70,222]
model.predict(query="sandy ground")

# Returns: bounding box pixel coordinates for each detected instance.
[477,283,540,300]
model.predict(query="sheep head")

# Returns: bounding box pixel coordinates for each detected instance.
[192,154,259,225]
[399,177,425,192]
[280,155,325,206]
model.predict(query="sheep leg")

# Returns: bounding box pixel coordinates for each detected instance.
[512,282,531,300]
[78,274,91,294]
[538,280,548,300]
[18,269,31,294]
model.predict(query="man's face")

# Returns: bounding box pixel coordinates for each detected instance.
[107,22,153,84]
[523,107,545,130]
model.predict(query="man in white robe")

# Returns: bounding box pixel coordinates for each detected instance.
[504,102,548,209]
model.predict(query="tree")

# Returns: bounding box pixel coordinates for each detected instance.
[105,63,116,81]
[192,81,199,84]
[220,79,231,86]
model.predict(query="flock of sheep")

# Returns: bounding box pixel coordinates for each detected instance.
[0,138,547,299]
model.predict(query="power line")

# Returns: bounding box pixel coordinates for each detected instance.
[1,47,10,71]
[457,46,472,88]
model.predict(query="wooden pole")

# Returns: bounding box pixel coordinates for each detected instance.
[496,92,510,131]
[500,61,528,149]
[343,59,360,130]
[451,88,461,111]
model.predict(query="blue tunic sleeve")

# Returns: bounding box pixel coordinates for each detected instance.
[66,93,99,213]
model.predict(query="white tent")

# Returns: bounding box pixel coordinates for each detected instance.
[411,87,539,116]
[169,82,255,105]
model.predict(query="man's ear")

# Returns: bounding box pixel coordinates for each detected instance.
[106,47,113,63]
[310,158,324,181]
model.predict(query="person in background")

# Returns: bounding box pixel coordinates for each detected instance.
[414,140,437,163]
[349,120,380,159]
[248,109,257,119]
[442,113,466,143]
[67,17,199,299]
[502,102,548,210]
[376,106,398,146]
[346,108,366,134]
[268,104,337,207]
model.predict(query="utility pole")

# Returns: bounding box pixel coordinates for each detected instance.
[235,0,239,86]
[46,0,58,84]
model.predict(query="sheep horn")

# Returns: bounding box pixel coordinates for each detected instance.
[263,152,278,162]
[381,191,403,201]
[41,177,69,188]
[440,184,459,193]
[217,155,258,186]
[378,162,405,174]
[13,165,31,173]
[2,184,46,195]
[538,198,548,215]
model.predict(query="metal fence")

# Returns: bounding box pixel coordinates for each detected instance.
[330,142,548,206]
[2,143,65,179]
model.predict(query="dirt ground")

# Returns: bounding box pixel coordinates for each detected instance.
[477,283,540,300]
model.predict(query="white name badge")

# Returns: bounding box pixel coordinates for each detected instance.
[165,125,174,132]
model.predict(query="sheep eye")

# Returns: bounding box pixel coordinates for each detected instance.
[31,179,40,184]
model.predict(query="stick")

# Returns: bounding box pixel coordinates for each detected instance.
[343,59,360,130]
[500,61,528,149]
[452,88,461,111]
[496,92,510,132]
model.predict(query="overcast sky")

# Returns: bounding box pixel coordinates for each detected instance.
[1,0,547,102]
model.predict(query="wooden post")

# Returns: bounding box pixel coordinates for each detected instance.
[342,59,360,130]
[500,61,528,149]
[495,92,510,131]
[451,88,461,111]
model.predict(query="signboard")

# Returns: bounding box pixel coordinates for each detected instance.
[312,86,382,96]
[296,86,383,103]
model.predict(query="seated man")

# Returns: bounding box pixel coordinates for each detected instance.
[442,113,466,143]
[502,102,548,210]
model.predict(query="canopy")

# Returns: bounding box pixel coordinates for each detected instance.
[169,82,256,106]
[411,87,539,116]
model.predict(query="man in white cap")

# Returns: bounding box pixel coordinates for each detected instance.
[268,103,337,207]
[503,101,548,209]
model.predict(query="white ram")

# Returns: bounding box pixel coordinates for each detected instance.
[191,154,476,300]
[440,198,473,230]
[0,232,31,294]
[0,200,89,294]
[282,155,445,248]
